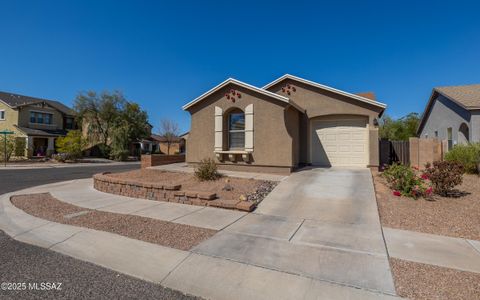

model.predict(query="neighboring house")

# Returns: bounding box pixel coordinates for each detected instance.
[150,134,186,154]
[417,84,480,150]
[183,74,386,174]
[0,91,75,157]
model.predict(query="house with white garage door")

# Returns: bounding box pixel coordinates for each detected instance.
[183,74,386,174]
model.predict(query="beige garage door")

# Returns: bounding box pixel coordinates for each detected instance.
[311,118,368,167]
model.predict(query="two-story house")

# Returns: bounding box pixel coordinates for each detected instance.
[0,91,75,157]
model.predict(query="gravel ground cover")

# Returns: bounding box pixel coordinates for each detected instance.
[108,169,277,202]
[0,230,199,300]
[11,193,217,251]
[372,171,480,240]
[390,258,480,300]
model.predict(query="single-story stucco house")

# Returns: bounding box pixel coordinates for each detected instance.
[417,84,480,150]
[183,74,387,174]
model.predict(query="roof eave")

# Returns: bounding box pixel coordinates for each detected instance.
[263,74,387,109]
[182,78,292,111]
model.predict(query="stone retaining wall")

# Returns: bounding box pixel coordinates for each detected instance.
[93,172,255,211]
[141,154,185,169]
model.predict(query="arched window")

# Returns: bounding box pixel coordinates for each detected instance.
[228,109,245,149]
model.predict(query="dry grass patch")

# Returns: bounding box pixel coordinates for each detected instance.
[373,171,480,240]
[11,193,217,251]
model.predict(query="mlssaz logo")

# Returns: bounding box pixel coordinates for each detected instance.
[28,282,63,291]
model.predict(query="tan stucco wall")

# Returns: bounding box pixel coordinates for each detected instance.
[368,127,379,167]
[267,79,383,166]
[159,141,180,155]
[17,103,64,130]
[267,79,383,125]
[186,83,299,170]
[0,102,20,134]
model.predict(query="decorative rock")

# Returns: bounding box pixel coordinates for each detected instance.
[239,194,247,201]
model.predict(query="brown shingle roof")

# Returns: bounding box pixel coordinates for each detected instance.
[0,91,75,115]
[434,84,480,109]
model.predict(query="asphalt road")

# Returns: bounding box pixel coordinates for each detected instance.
[0,164,198,299]
[0,163,140,194]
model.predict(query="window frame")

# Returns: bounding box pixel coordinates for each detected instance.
[447,127,453,150]
[227,111,245,150]
[29,110,54,125]
[0,110,5,121]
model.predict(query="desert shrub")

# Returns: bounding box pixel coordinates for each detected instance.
[194,158,219,181]
[382,163,430,198]
[444,143,480,173]
[56,130,86,159]
[424,161,463,196]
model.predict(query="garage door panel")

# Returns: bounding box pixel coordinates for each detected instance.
[311,118,368,167]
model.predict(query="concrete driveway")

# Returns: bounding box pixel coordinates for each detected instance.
[194,168,396,295]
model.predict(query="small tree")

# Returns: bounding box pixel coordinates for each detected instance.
[56,130,87,159]
[379,113,420,141]
[0,135,16,162]
[158,119,179,155]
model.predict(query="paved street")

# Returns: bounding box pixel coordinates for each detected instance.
[0,163,139,194]
[0,164,197,299]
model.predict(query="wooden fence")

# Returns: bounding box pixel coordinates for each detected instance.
[379,137,445,169]
[379,139,410,168]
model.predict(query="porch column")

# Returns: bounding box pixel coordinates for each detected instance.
[47,137,55,156]
[27,136,34,157]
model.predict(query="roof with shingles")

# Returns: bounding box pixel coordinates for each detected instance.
[417,83,480,135]
[434,84,480,109]
[0,91,75,115]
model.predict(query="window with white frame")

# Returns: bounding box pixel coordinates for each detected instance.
[0,110,5,120]
[228,111,245,149]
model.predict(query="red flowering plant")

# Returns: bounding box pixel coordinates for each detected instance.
[382,163,431,199]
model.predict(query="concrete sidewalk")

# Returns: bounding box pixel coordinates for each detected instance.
[0,183,397,300]
[384,227,480,274]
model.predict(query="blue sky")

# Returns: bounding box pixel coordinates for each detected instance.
[1,0,479,133]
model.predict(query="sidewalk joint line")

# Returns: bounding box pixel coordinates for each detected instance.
[288,219,305,241]
[170,207,205,222]
[192,252,397,297]
[48,230,84,250]
[218,212,249,231]
[13,221,53,238]
[466,239,480,256]
[159,252,193,285]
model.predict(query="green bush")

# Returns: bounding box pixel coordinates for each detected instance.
[194,158,220,181]
[14,137,26,157]
[444,143,480,173]
[0,135,16,162]
[110,149,129,161]
[56,130,86,159]
[424,161,463,196]
[382,163,429,198]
